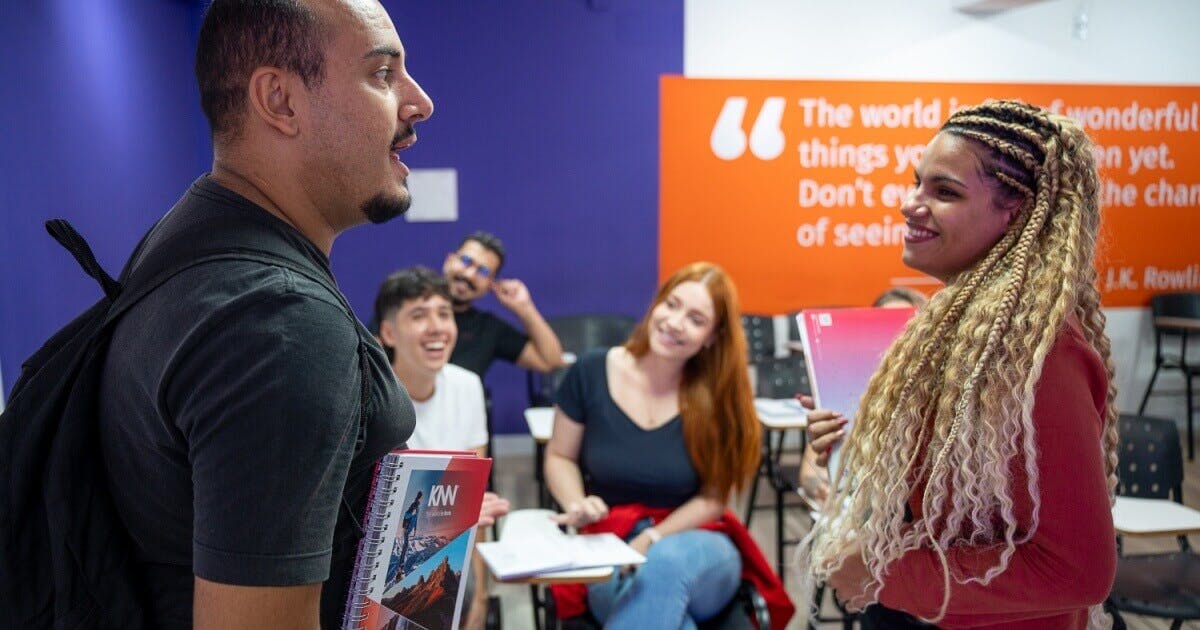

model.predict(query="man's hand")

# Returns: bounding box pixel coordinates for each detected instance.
[492,279,534,315]
[550,495,609,529]
[477,492,510,528]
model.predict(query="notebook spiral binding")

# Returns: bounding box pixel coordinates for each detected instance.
[342,454,404,629]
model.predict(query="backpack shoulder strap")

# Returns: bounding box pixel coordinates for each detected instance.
[45,220,121,300]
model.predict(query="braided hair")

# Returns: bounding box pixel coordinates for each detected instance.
[799,100,1118,625]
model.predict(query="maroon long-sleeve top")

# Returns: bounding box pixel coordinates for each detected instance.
[877,319,1117,628]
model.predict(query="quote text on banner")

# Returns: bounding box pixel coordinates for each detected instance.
[659,77,1200,312]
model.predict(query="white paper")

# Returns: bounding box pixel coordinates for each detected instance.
[477,533,645,580]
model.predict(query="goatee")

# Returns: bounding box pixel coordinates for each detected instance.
[362,191,411,225]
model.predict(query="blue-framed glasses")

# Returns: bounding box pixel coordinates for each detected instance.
[456,253,492,279]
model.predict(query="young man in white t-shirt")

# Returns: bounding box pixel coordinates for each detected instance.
[375,266,510,630]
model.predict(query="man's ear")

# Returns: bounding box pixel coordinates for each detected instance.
[246,66,302,137]
[378,318,397,348]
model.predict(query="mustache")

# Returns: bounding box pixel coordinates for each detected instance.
[391,126,415,150]
[452,275,476,291]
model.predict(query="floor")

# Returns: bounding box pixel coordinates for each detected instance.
[485,388,1197,629]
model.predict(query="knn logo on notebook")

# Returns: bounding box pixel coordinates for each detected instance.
[429,484,459,507]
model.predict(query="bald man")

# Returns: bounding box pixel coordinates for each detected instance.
[97,1,432,627]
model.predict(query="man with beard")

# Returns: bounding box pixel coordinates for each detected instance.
[96,1,431,627]
[442,231,565,378]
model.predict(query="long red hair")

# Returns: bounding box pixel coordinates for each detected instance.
[624,262,761,503]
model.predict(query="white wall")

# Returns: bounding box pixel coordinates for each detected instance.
[685,0,1200,85]
[684,0,1200,416]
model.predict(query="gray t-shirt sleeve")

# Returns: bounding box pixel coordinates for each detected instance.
[166,287,362,586]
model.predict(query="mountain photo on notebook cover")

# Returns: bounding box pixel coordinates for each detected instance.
[343,451,491,630]
[797,307,915,482]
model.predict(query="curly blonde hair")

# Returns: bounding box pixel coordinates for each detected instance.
[799,100,1118,624]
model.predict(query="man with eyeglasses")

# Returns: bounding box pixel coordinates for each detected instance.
[442,231,565,377]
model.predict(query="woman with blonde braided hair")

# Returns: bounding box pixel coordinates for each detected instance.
[800,100,1118,629]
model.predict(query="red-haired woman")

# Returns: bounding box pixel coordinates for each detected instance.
[544,262,793,629]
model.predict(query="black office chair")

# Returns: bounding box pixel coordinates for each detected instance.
[786,310,803,348]
[754,355,809,400]
[525,314,637,509]
[536,579,770,630]
[744,356,856,628]
[1137,292,1200,459]
[741,314,776,363]
[526,314,638,408]
[743,356,811,579]
[1107,414,1200,629]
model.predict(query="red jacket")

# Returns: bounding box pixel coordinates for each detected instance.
[876,320,1116,628]
[550,504,795,629]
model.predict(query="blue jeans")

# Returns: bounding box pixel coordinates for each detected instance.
[586,520,742,630]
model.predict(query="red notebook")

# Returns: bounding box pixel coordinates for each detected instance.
[797,307,915,480]
[342,450,492,630]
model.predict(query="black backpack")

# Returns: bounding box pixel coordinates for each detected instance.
[0,217,371,629]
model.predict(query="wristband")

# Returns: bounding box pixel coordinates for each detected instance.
[643,526,662,545]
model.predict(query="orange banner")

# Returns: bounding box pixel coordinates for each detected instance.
[660,77,1200,312]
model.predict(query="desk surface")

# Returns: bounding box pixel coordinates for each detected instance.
[1112,495,1200,537]
[524,407,554,443]
[1155,316,1200,332]
[784,340,807,354]
[754,398,808,430]
[498,565,613,585]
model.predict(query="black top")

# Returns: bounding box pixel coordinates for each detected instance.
[554,348,700,508]
[98,176,415,629]
[449,306,529,377]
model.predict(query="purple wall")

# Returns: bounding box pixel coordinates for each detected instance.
[0,1,682,434]
[0,0,210,394]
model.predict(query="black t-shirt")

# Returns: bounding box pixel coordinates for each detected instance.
[449,307,528,377]
[554,348,700,508]
[98,176,415,628]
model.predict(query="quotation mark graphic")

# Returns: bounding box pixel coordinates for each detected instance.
[710,96,786,161]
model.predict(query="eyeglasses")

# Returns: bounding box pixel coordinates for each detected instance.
[455,253,492,279]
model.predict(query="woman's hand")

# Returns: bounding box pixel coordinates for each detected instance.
[620,529,657,575]
[476,492,511,528]
[799,451,831,503]
[797,394,848,467]
[550,495,609,529]
[828,540,873,612]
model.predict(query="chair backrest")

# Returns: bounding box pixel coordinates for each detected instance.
[550,314,639,354]
[696,580,771,630]
[527,314,638,406]
[741,314,775,362]
[754,355,810,399]
[786,310,802,343]
[1150,292,1200,320]
[1117,413,1184,501]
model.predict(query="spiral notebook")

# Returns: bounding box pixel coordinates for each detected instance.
[342,450,492,630]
